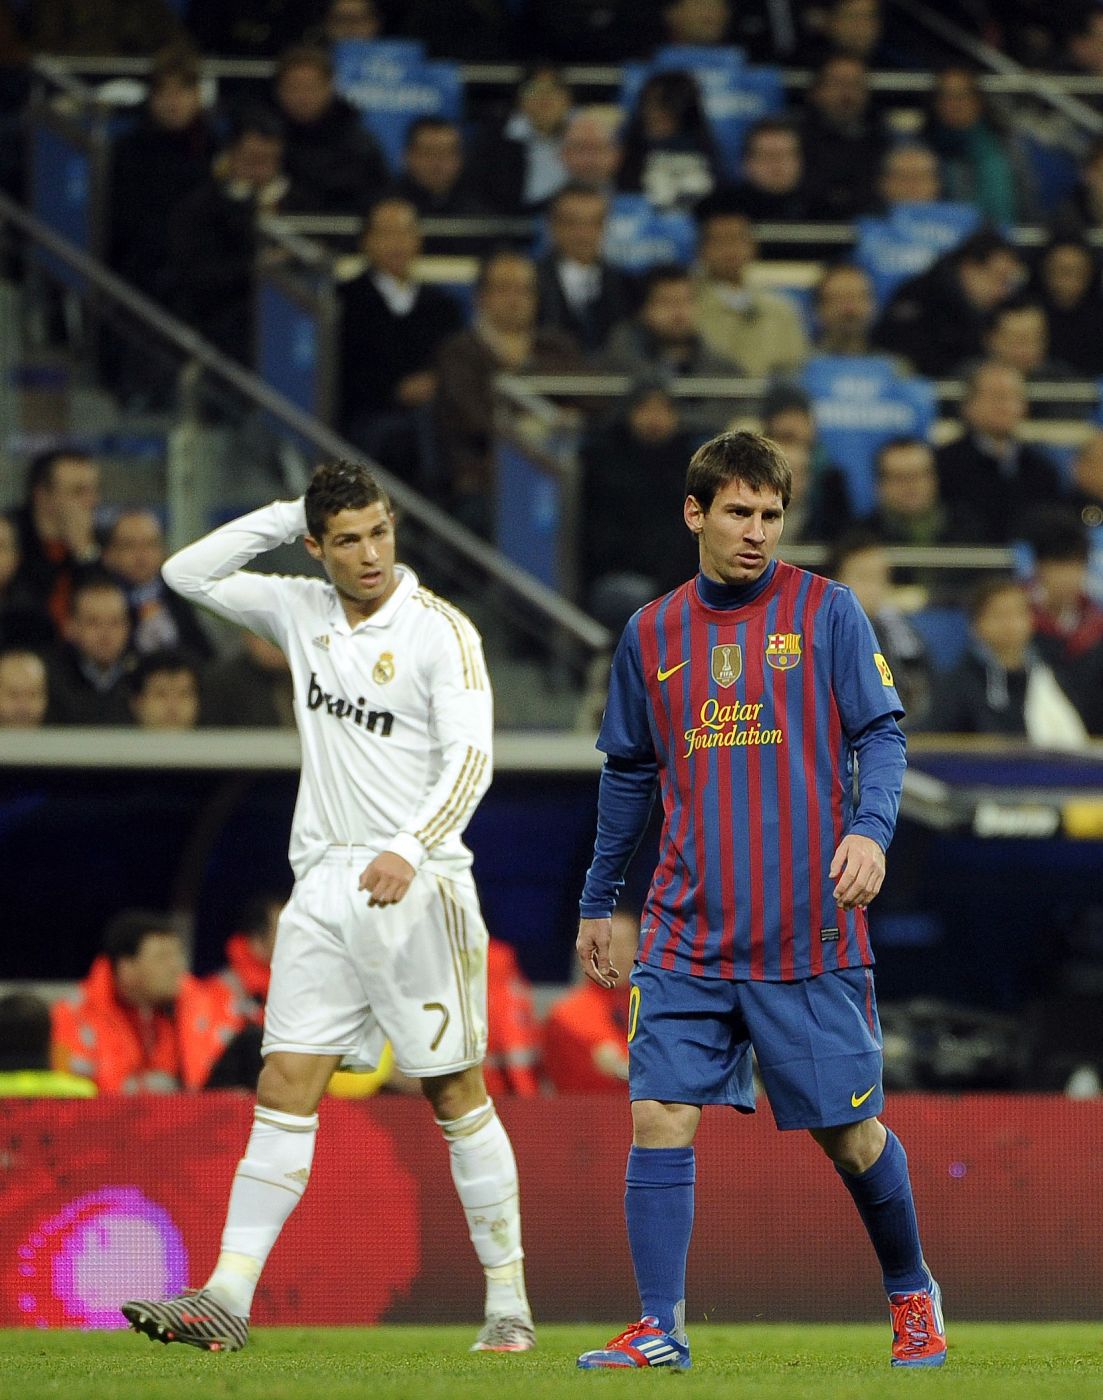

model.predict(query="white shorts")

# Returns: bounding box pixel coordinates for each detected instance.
[262,847,489,1077]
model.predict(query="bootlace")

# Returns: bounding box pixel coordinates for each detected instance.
[607,1319,660,1349]
[892,1293,932,1354]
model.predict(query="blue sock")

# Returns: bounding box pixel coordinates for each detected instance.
[835,1129,928,1296]
[624,1145,695,1337]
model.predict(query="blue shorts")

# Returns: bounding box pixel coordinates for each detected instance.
[627,962,884,1131]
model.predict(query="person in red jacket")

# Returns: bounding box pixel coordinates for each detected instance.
[543,910,639,1093]
[482,939,541,1097]
[52,910,240,1093]
[207,892,285,1029]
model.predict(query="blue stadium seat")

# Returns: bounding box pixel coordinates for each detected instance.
[908,606,970,673]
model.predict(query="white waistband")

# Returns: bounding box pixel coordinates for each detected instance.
[320,844,376,864]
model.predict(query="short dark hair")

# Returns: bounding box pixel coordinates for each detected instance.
[967,573,1023,621]
[1021,506,1091,564]
[70,568,128,613]
[304,461,392,540]
[150,42,201,90]
[475,248,534,293]
[102,909,182,966]
[275,43,333,82]
[363,193,417,232]
[24,448,94,500]
[405,115,459,148]
[955,228,1016,268]
[985,295,1045,334]
[128,647,199,698]
[814,260,870,306]
[825,527,887,580]
[549,181,608,216]
[641,262,691,302]
[0,993,52,1071]
[875,436,931,474]
[686,431,792,512]
[236,890,289,936]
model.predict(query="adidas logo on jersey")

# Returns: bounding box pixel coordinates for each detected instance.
[307,672,394,736]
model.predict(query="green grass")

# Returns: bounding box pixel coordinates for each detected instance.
[2,1325,1101,1399]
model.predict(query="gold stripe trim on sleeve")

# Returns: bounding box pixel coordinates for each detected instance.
[414,589,487,691]
[415,745,475,846]
[417,748,488,850]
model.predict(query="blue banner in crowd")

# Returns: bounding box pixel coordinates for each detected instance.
[333,39,462,174]
[801,355,937,515]
[532,193,697,272]
[622,46,784,182]
[855,201,982,308]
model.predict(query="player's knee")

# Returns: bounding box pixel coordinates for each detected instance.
[421,1066,487,1122]
[256,1059,319,1116]
[631,1099,699,1147]
[811,1117,885,1173]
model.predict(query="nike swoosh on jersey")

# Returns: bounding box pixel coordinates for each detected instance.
[656,660,690,682]
[851,1085,877,1108]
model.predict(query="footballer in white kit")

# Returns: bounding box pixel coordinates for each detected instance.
[122,462,534,1356]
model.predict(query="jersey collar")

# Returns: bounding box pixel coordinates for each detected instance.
[328,564,419,633]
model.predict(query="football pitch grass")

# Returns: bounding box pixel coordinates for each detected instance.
[2,1324,1101,1400]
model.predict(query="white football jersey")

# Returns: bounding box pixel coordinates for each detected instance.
[162,498,492,879]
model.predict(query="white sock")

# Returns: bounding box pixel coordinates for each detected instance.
[438,1099,530,1321]
[205,1105,318,1317]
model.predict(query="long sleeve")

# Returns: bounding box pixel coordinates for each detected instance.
[849,712,907,851]
[161,499,307,642]
[387,608,493,872]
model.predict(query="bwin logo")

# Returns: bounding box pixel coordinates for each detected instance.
[307,672,394,736]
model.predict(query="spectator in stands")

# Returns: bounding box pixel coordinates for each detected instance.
[0,993,96,1098]
[128,649,201,731]
[973,298,1079,415]
[1033,235,1103,377]
[874,230,1025,377]
[1062,7,1103,84]
[167,108,318,365]
[1058,136,1103,231]
[102,509,212,660]
[798,0,900,68]
[812,263,887,360]
[52,909,240,1093]
[338,196,464,476]
[0,512,51,650]
[12,449,100,635]
[207,891,283,1029]
[536,184,637,357]
[1024,508,1103,735]
[579,376,701,628]
[920,67,1038,226]
[693,199,810,376]
[927,576,1088,747]
[27,0,183,55]
[860,436,986,552]
[393,117,489,219]
[828,530,932,726]
[319,0,381,44]
[618,70,720,211]
[760,383,852,542]
[605,264,742,432]
[543,909,637,1093]
[724,117,810,222]
[878,142,942,206]
[560,109,622,197]
[202,630,295,727]
[482,939,541,1098]
[935,362,1064,542]
[48,571,134,725]
[188,0,318,58]
[108,45,216,304]
[435,250,584,537]
[271,44,387,215]
[0,647,48,728]
[800,54,888,219]
[474,64,572,214]
[1068,431,1103,529]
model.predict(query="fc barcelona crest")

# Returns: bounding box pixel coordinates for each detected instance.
[766,632,802,671]
[710,643,742,688]
[372,651,395,685]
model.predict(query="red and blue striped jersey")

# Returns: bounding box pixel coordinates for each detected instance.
[594,562,905,981]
